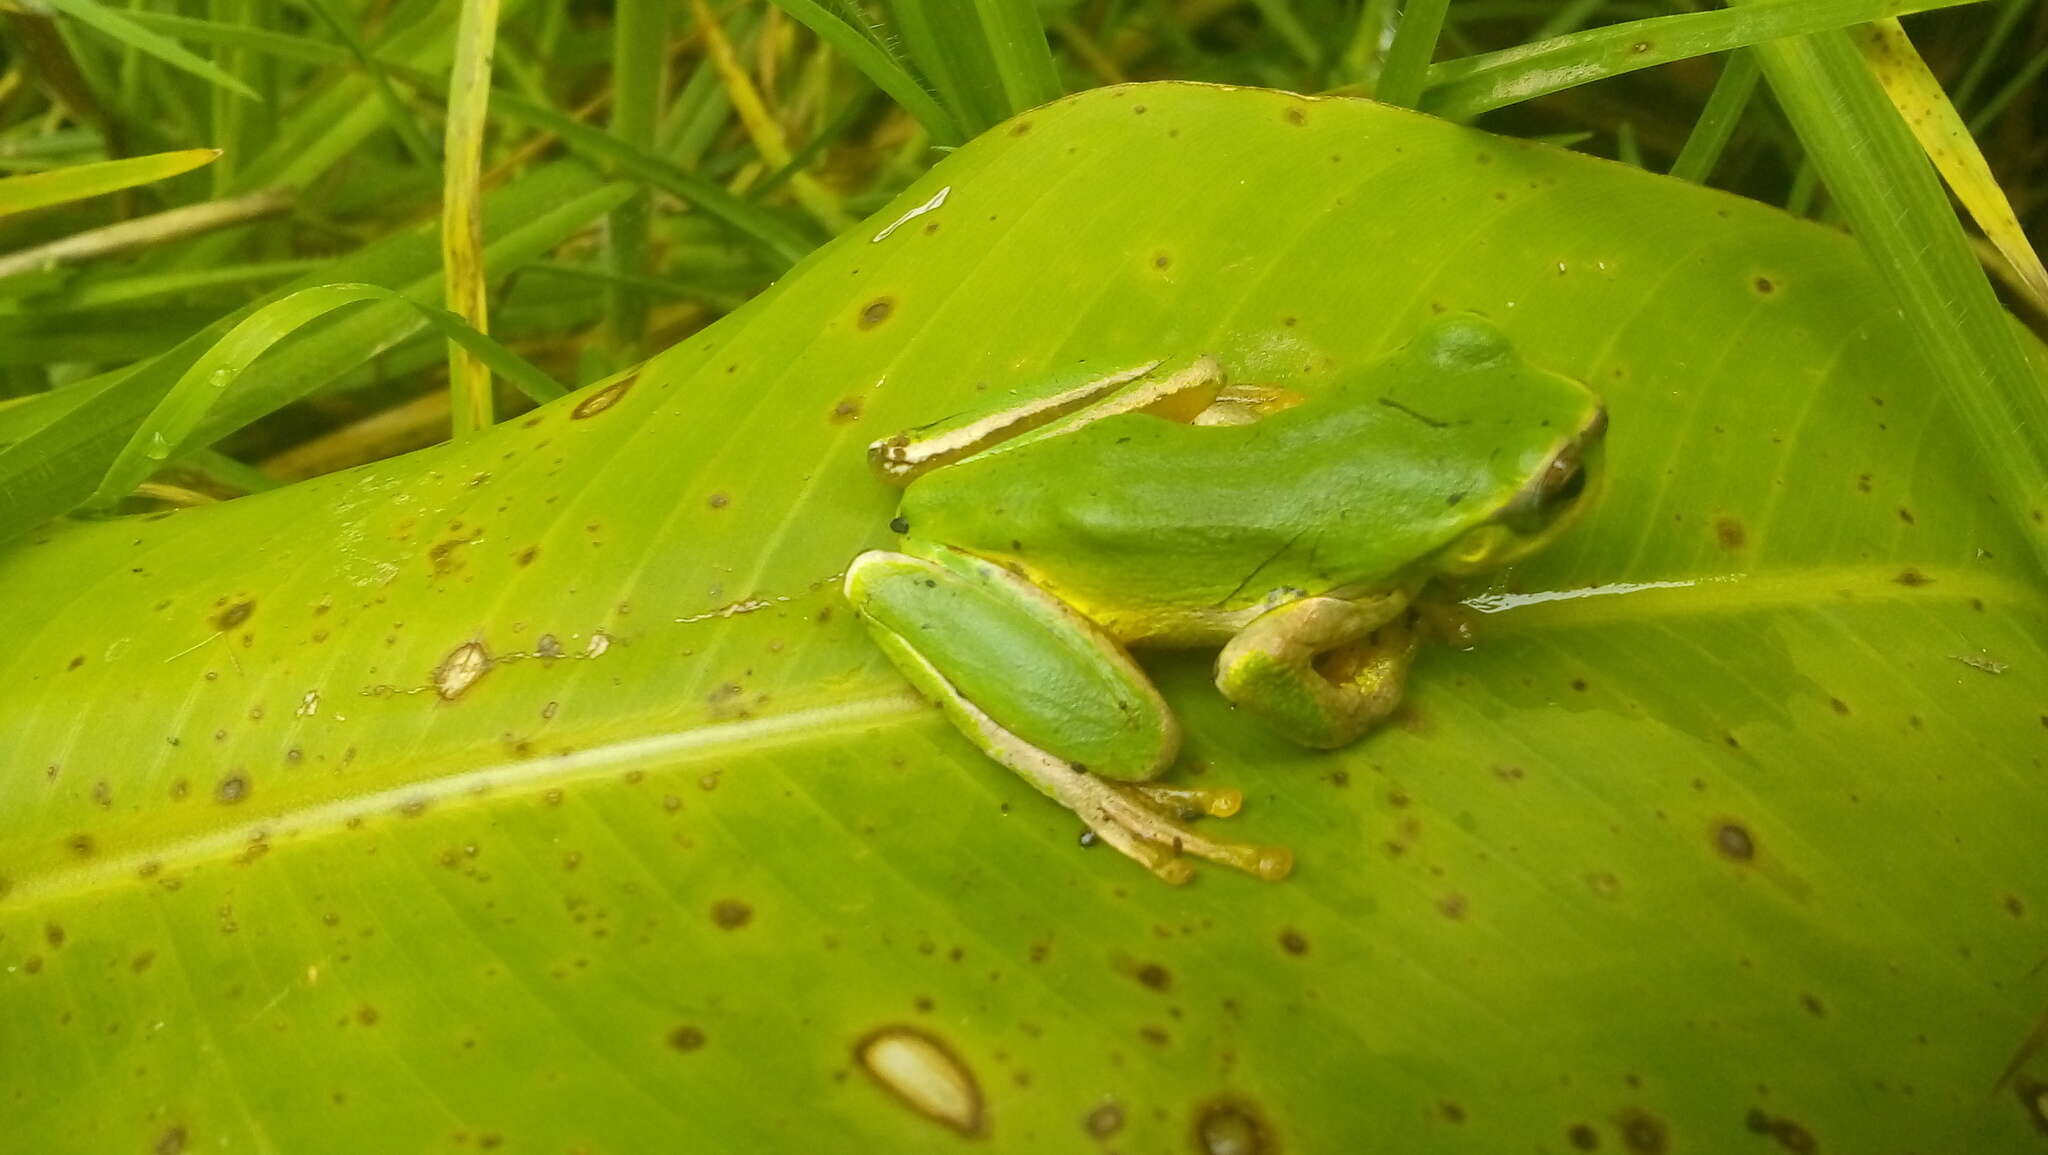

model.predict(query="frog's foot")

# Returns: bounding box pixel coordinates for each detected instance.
[1215,595,1418,748]
[1053,760,1294,885]
[953,697,1291,885]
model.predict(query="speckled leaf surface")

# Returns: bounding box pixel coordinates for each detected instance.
[3,84,2043,1154]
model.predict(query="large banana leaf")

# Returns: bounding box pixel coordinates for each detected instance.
[4,83,2043,1152]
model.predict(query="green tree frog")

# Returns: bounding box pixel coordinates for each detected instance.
[844,315,1606,884]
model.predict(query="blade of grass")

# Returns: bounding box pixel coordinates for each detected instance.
[303,0,437,165]
[882,0,1057,135]
[969,0,1062,116]
[480,86,816,266]
[1668,50,1761,182]
[0,187,292,280]
[42,0,260,102]
[182,446,276,494]
[1854,18,2048,311]
[692,0,852,235]
[1245,0,1322,70]
[90,282,565,507]
[206,0,245,194]
[605,0,667,364]
[1377,0,1450,108]
[2,260,321,310]
[1419,0,1983,122]
[1951,0,2032,110]
[0,163,626,542]
[117,12,813,264]
[766,0,959,142]
[1966,46,2048,135]
[1735,16,2048,572]
[444,0,503,439]
[0,148,219,216]
[1338,0,1398,91]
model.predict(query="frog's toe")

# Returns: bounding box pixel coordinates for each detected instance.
[1128,781,1242,818]
[1088,779,1291,883]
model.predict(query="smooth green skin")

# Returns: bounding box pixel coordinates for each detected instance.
[846,315,1601,797]
[2,85,2044,1153]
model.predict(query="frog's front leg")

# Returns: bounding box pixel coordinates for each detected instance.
[844,544,1293,884]
[1213,594,1418,748]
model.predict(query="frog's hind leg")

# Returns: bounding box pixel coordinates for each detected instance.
[845,544,1293,884]
[1213,595,1418,748]
[947,699,1294,885]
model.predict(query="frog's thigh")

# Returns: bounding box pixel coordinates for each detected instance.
[1214,595,1415,748]
[844,547,1179,781]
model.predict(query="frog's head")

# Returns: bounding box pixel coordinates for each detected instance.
[1432,403,1606,575]
[1397,316,1608,577]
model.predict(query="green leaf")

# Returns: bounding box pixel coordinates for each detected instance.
[0,148,220,216]
[1420,0,1982,121]
[41,0,261,102]
[1,84,2042,1152]
[90,283,566,508]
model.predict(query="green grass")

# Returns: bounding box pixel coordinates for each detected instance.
[1,1,2038,509]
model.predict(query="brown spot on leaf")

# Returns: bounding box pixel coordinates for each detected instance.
[1617,1108,1667,1153]
[131,950,155,973]
[1009,120,1032,137]
[572,375,635,419]
[1894,568,1930,587]
[356,1003,380,1026]
[1714,821,1756,862]
[215,775,248,805]
[1898,507,1916,525]
[155,1126,188,1155]
[710,899,753,930]
[1084,1102,1124,1138]
[1746,1107,1818,1152]
[831,397,863,423]
[1754,276,1776,294]
[1278,928,1309,956]
[515,546,539,567]
[66,655,83,671]
[668,1025,706,1052]
[1568,1123,1601,1150]
[1193,1095,1275,1154]
[435,641,492,700]
[43,922,64,948]
[855,1025,984,1137]
[1715,517,1747,550]
[215,600,255,630]
[859,297,895,329]
[1134,962,1172,991]
[1282,107,1306,125]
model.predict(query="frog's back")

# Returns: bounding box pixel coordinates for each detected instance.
[898,316,1600,633]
